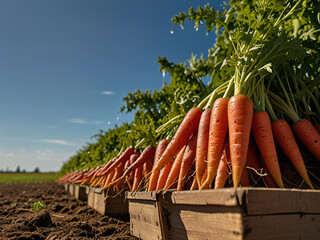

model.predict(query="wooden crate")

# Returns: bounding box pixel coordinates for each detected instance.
[68,183,75,196]
[64,183,69,192]
[86,187,128,217]
[127,188,320,240]
[73,184,87,201]
[126,191,173,240]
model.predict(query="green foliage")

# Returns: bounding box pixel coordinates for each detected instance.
[32,201,47,211]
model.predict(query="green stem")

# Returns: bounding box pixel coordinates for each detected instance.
[222,77,234,99]
[268,91,301,123]
[265,95,278,122]
[197,93,212,110]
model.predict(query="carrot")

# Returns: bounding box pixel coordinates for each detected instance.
[240,166,250,187]
[111,161,125,192]
[190,177,198,190]
[252,111,284,188]
[195,108,211,187]
[261,158,277,188]
[156,161,172,190]
[124,158,130,170]
[129,153,140,181]
[246,137,262,183]
[143,157,154,177]
[123,146,155,177]
[106,146,156,189]
[316,123,320,134]
[97,156,119,177]
[293,119,320,161]
[227,94,254,188]
[201,98,228,189]
[131,165,143,192]
[100,147,134,176]
[102,170,115,190]
[148,140,170,191]
[94,176,106,188]
[154,107,202,171]
[200,168,209,189]
[177,132,198,191]
[214,146,229,189]
[185,167,195,190]
[272,119,313,188]
[163,146,186,190]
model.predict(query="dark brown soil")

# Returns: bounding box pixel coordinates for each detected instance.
[0,182,138,240]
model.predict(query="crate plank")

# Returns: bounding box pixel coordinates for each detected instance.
[131,219,162,240]
[171,188,240,206]
[86,187,128,216]
[244,188,320,215]
[244,214,320,240]
[129,199,162,240]
[68,184,75,196]
[169,204,243,240]
[73,184,87,201]
[126,191,158,201]
[64,183,69,192]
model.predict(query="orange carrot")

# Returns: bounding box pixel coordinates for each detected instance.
[100,147,134,176]
[102,169,114,190]
[129,153,140,181]
[156,161,172,190]
[185,167,195,190]
[195,108,211,187]
[240,166,250,187]
[252,111,284,188]
[246,137,262,183]
[123,146,155,177]
[131,165,143,192]
[228,94,253,188]
[214,145,229,189]
[316,123,320,134]
[177,132,198,191]
[111,161,125,181]
[190,176,198,190]
[201,98,228,189]
[143,158,154,177]
[163,146,186,190]
[261,158,277,188]
[148,140,170,191]
[200,168,209,189]
[106,146,156,189]
[272,119,313,188]
[293,119,320,161]
[154,107,202,171]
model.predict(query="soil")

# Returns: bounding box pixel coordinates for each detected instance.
[0,182,138,240]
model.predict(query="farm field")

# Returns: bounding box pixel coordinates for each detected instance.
[0,182,136,239]
[0,173,58,183]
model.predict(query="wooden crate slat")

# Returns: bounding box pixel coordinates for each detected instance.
[126,191,158,201]
[245,188,320,215]
[73,184,87,201]
[171,188,240,206]
[169,204,243,240]
[131,219,162,240]
[244,214,320,240]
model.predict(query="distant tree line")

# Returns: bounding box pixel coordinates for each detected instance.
[0,166,40,173]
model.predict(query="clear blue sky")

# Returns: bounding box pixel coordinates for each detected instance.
[0,0,222,172]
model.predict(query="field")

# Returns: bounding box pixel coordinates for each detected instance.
[0,173,58,183]
[0,182,136,239]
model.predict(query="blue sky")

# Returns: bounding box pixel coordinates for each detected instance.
[0,0,222,172]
